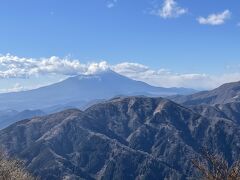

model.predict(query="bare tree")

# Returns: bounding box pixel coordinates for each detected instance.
[0,152,35,180]
[192,149,240,180]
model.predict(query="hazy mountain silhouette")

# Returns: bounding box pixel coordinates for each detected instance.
[0,70,196,111]
[0,109,45,129]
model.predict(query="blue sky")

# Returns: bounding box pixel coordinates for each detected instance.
[0,0,240,91]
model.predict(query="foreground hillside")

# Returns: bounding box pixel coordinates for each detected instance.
[1,97,240,179]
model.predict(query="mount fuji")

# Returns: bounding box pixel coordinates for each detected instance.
[0,70,196,111]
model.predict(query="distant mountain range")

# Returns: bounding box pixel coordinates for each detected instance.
[0,109,45,129]
[0,70,196,111]
[170,81,240,126]
[2,77,240,179]
[170,81,240,105]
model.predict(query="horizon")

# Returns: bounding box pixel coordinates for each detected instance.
[1,0,240,91]
[0,69,198,94]
[0,66,237,94]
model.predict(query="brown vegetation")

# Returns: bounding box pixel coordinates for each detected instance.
[0,152,35,180]
[192,150,240,180]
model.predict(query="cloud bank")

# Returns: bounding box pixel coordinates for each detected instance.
[0,83,27,93]
[197,10,231,25]
[0,54,109,78]
[1,54,240,90]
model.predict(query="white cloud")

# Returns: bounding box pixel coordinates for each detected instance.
[150,0,187,19]
[197,10,231,25]
[1,54,240,90]
[0,83,25,93]
[106,0,117,8]
[112,62,240,90]
[0,54,108,78]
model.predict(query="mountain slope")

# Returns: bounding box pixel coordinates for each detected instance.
[170,80,240,129]
[0,107,182,179]
[171,81,240,106]
[189,102,240,125]
[0,70,196,111]
[1,97,240,179]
